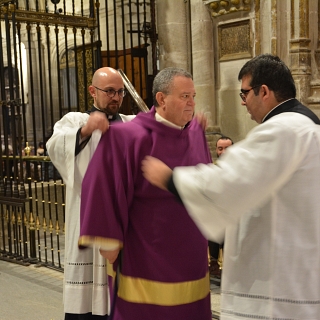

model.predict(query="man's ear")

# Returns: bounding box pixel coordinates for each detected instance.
[88,85,96,98]
[261,84,270,99]
[156,92,165,107]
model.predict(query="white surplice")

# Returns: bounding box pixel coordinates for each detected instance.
[173,113,320,320]
[47,111,134,315]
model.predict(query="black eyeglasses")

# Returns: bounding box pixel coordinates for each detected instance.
[94,86,126,98]
[239,85,261,102]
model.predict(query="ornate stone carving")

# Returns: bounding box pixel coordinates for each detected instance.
[218,20,252,61]
[202,0,252,17]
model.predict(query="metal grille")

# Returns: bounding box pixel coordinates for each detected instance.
[0,0,157,271]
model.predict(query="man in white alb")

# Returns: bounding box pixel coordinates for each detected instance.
[142,54,320,320]
[47,67,135,320]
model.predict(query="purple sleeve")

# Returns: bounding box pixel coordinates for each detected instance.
[79,129,132,249]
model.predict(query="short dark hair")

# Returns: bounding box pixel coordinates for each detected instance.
[216,136,233,146]
[152,67,193,107]
[238,54,296,102]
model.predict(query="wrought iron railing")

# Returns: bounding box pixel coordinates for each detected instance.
[0,157,65,272]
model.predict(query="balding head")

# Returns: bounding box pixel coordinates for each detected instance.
[92,67,122,87]
[89,67,125,115]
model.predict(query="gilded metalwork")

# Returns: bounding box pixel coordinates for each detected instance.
[0,0,11,5]
[29,212,35,231]
[49,219,53,232]
[42,218,47,231]
[1,155,51,162]
[0,5,96,28]
[77,46,94,112]
[24,142,33,156]
[218,20,252,61]
[55,220,60,234]
[1,175,65,270]
[36,216,40,231]
[0,195,27,206]
[203,0,252,17]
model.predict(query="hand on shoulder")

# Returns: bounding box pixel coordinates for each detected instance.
[194,112,208,131]
[81,112,110,138]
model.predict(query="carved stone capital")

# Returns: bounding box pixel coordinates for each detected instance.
[202,0,252,17]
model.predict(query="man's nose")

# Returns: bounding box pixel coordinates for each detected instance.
[112,93,121,101]
[188,97,196,105]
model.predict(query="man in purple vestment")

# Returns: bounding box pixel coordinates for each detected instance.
[79,67,212,320]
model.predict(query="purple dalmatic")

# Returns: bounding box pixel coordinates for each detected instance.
[80,107,212,320]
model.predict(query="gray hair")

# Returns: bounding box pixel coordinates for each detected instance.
[152,67,193,106]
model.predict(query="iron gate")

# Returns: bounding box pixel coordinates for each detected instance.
[0,0,157,271]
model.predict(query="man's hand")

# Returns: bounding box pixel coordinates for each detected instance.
[194,112,208,131]
[99,248,120,264]
[81,112,110,138]
[141,156,172,190]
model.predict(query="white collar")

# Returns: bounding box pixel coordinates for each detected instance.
[155,112,184,130]
[262,98,295,122]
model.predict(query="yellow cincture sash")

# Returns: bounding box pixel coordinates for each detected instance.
[118,272,210,306]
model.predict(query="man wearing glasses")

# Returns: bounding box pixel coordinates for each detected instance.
[142,54,320,320]
[47,67,135,320]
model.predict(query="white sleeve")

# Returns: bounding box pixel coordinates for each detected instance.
[46,112,135,189]
[173,117,310,243]
[46,112,90,188]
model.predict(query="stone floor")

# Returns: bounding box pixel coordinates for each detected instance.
[210,278,221,319]
[0,259,64,320]
[0,259,221,319]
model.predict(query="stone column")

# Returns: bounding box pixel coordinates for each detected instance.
[289,0,311,105]
[307,0,320,117]
[156,0,191,70]
[190,0,217,128]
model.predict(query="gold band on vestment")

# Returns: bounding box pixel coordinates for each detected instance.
[118,272,210,306]
[78,235,122,251]
[107,260,116,278]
